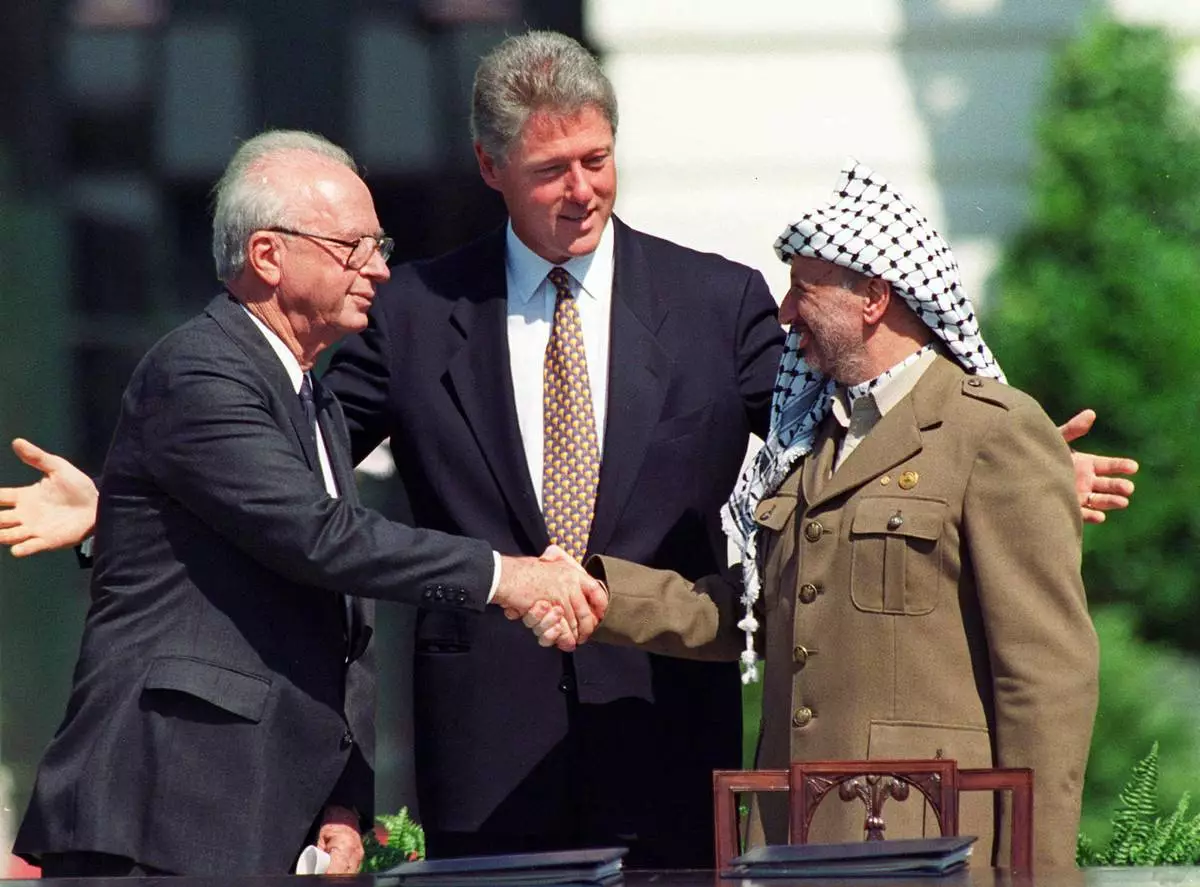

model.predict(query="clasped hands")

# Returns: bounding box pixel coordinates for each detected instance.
[493,547,606,652]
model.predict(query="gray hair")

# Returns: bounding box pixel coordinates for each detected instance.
[211,130,357,283]
[471,30,618,163]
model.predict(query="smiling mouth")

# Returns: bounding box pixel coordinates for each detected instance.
[560,207,593,224]
[792,323,812,350]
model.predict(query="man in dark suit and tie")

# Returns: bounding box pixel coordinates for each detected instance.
[9,130,605,877]
[0,30,1138,870]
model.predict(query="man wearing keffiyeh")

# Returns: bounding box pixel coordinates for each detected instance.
[533,161,1101,868]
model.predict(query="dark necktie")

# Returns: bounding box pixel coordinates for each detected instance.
[299,373,318,434]
[542,266,600,563]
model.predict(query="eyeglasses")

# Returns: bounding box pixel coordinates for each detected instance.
[266,227,394,270]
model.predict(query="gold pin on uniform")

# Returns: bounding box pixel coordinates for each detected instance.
[879,475,891,486]
[898,470,919,490]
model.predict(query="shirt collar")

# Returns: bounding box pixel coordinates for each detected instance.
[241,304,306,394]
[505,218,615,304]
[832,344,937,427]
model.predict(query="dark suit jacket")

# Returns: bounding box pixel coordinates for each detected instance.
[325,218,784,847]
[15,293,495,875]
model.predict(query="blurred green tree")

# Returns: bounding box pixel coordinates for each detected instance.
[988,16,1200,650]
[1081,608,1200,846]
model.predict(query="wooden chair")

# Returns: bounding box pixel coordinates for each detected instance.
[713,759,1034,874]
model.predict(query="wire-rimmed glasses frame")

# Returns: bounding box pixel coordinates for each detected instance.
[265,226,394,269]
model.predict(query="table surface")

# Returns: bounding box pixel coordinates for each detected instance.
[8,868,1200,886]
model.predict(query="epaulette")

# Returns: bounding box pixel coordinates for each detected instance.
[959,375,1018,410]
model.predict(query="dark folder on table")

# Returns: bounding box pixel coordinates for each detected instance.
[723,835,977,878]
[382,846,627,886]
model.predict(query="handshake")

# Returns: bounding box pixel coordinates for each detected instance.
[491,546,607,651]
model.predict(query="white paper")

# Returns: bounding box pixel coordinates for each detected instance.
[295,844,331,875]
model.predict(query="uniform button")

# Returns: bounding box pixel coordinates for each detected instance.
[793,645,810,667]
[792,706,813,728]
[557,674,575,694]
[434,588,445,600]
[967,378,983,388]
[340,729,354,750]
[798,583,820,604]
[804,521,824,542]
[887,514,904,531]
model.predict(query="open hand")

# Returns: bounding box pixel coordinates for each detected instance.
[1057,410,1138,524]
[0,439,98,556]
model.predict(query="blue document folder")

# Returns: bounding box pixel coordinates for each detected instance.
[382,846,627,886]
[723,835,977,878]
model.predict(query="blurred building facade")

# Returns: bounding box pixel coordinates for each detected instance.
[2,0,1199,863]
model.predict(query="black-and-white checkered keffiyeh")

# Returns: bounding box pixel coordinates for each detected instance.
[721,159,1006,683]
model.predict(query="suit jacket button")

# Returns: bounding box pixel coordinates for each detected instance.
[804,521,823,542]
[340,729,354,750]
[557,674,575,694]
[792,706,814,728]
[798,583,819,605]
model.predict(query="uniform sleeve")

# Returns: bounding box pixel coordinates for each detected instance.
[589,555,748,662]
[963,399,1099,868]
[138,349,495,608]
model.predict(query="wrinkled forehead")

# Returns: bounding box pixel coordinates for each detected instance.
[789,255,867,288]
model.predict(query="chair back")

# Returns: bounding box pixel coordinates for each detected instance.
[713,759,1033,874]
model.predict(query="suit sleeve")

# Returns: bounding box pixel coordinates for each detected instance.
[963,400,1099,868]
[589,555,747,662]
[734,269,785,441]
[137,348,495,608]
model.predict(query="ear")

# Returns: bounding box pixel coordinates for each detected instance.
[475,142,503,192]
[246,230,284,287]
[861,278,891,326]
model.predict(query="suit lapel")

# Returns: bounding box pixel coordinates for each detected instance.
[587,222,669,556]
[319,386,374,656]
[315,379,359,506]
[205,293,321,473]
[801,414,840,506]
[444,232,547,551]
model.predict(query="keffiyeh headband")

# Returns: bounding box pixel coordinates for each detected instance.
[721,160,1006,683]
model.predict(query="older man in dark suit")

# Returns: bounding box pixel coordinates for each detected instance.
[9,130,604,878]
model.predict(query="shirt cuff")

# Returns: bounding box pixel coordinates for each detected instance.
[486,550,502,603]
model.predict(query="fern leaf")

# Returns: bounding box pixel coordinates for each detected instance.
[1108,743,1161,865]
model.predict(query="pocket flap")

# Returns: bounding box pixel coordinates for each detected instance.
[851,497,944,541]
[143,656,271,723]
[754,494,799,531]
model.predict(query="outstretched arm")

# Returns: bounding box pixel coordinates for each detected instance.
[1057,409,1139,524]
[0,439,98,556]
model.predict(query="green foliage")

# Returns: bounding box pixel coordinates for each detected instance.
[988,15,1200,651]
[1079,608,1200,845]
[1079,744,1200,866]
[361,807,426,873]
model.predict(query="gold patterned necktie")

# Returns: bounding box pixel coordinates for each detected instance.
[542,266,601,563]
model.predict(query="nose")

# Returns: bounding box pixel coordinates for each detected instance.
[363,248,391,282]
[778,290,798,326]
[565,163,594,203]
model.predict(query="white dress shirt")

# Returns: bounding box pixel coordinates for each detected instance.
[505,221,614,509]
[243,307,340,498]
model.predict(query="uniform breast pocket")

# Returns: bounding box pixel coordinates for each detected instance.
[849,496,946,615]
